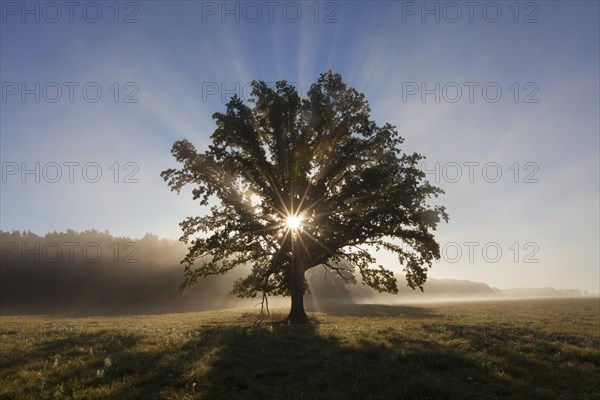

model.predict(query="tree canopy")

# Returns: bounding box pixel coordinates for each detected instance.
[161,71,448,322]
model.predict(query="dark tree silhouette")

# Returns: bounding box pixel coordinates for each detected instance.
[161,71,448,323]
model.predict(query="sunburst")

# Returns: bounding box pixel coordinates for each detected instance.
[286,215,301,230]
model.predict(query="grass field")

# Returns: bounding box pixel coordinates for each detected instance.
[1,298,598,399]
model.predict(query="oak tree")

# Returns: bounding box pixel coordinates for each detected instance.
[161,71,448,323]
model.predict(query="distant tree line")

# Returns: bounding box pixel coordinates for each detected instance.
[0,230,255,314]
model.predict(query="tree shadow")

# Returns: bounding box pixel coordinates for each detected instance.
[160,319,595,400]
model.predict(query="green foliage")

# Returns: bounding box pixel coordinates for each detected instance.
[162,71,448,298]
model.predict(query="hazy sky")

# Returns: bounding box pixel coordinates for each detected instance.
[1,1,598,293]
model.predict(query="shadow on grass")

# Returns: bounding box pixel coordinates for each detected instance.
[2,313,598,399]
[175,322,485,400]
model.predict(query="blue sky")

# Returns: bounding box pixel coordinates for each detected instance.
[1,1,598,293]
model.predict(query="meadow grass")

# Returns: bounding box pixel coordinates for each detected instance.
[1,298,598,399]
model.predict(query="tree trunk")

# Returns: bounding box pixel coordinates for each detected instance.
[286,242,308,324]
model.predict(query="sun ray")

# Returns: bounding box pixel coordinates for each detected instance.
[295,184,312,215]
[302,230,337,258]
